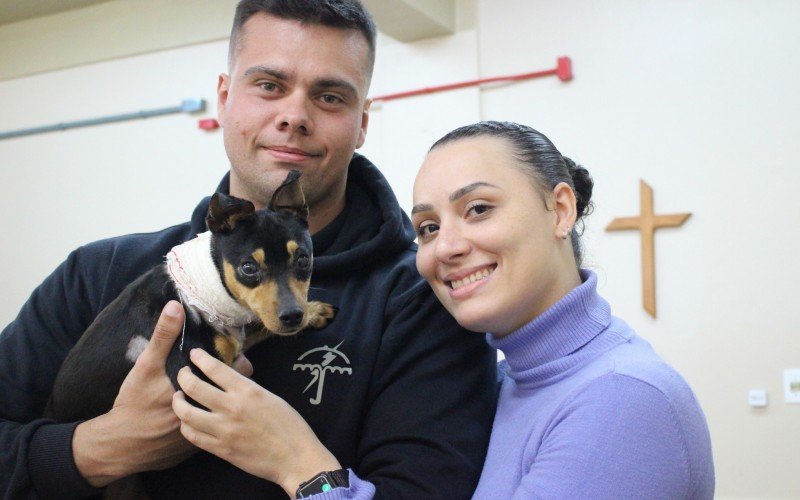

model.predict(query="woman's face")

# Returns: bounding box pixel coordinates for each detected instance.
[413,136,577,336]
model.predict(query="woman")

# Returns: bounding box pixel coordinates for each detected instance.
[411,121,714,499]
[173,121,715,499]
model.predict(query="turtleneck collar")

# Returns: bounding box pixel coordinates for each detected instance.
[488,270,627,384]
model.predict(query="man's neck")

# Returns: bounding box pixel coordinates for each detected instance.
[227,172,346,235]
[306,195,345,235]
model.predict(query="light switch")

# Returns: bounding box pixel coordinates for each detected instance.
[748,389,767,408]
[785,369,800,404]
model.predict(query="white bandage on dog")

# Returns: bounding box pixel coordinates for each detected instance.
[166,231,257,329]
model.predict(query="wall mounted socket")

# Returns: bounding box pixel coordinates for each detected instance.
[748,389,767,408]
[784,369,800,404]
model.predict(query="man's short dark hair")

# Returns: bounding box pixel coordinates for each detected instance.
[229,0,377,73]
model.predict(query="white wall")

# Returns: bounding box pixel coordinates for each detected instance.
[0,42,232,322]
[0,1,798,497]
[362,29,481,212]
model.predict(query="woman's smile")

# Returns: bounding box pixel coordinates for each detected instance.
[445,265,497,298]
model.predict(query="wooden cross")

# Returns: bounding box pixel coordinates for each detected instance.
[605,180,691,318]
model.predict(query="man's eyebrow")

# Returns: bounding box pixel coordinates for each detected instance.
[242,66,359,97]
[449,182,500,202]
[243,65,288,80]
[312,78,359,97]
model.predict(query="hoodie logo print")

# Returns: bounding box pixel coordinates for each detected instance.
[293,342,352,405]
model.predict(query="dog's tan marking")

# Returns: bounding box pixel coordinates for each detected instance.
[223,260,253,306]
[221,259,327,337]
[251,248,266,267]
[288,276,310,311]
[214,334,239,366]
[286,241,299,260]
[223,262,283,332]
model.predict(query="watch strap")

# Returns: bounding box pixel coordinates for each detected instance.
[296,469,349,497]
[327,468,349,487]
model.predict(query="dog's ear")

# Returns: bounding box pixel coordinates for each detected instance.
[269,170,309,222]
[206,193,256,233]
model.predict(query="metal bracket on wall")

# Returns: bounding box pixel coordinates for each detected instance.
[0,98,206,141]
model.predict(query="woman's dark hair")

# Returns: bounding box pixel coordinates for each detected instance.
[430,121,594,266]
[229,0,377,71]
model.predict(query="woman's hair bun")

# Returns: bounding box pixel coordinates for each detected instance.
[563,156,594,218]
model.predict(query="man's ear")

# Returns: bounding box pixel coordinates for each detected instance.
[552,182,577,239]
[217,73,230,125]
[356,99,371,149]
[206,193,256,233]
[269,170,309,222]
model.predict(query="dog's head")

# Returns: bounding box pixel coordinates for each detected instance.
[206,170,313,335]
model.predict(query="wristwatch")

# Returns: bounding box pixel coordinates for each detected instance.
[296,469,349,498]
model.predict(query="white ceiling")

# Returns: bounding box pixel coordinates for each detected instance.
[0,0,112,25]
[1,0,458,38]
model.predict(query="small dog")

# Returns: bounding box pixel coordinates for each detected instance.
[46,170,334,422]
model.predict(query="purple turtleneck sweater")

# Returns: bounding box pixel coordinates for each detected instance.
[472,270,714,500]
[310,271,714,500]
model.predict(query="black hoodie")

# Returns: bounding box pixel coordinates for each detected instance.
[0,154,498,499]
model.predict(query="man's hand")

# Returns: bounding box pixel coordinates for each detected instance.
[72,301,195,487]
[173,348,341,498]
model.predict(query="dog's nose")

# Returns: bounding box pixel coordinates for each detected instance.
[279,307,304,328]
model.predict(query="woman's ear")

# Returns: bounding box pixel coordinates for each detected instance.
[552,182,577,240]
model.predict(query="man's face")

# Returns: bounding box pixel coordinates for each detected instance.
[218,13,371,232]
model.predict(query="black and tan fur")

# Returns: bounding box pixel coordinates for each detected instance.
[45,170,334,422]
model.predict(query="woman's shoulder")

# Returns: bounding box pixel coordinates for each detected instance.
[541,323,712,451]
[526,362,714,500]
[604,331,700,410]
[557,333,714,488]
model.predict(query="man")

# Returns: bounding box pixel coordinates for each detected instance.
[0,1,497,498]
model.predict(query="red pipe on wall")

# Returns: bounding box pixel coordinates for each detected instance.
[371,56,572,103]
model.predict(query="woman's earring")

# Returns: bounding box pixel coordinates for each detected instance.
[562,227,570,240]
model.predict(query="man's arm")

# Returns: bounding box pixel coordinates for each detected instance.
[72,301,195,486]
[0,249,101,499]
[0,244,195,498]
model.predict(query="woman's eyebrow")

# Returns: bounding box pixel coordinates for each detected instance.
[411,182,500,215]
[449,182,500,202]
[411,203,432,215]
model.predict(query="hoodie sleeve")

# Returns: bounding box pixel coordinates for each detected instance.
[0,248,103,499]
[354,278,498,499]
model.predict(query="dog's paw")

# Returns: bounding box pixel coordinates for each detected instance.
[306,301,336,329]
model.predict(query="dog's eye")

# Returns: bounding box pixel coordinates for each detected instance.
[240,262,259,276]
[297,255,311,271]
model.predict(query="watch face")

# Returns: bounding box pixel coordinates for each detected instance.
[297,474,333,497]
